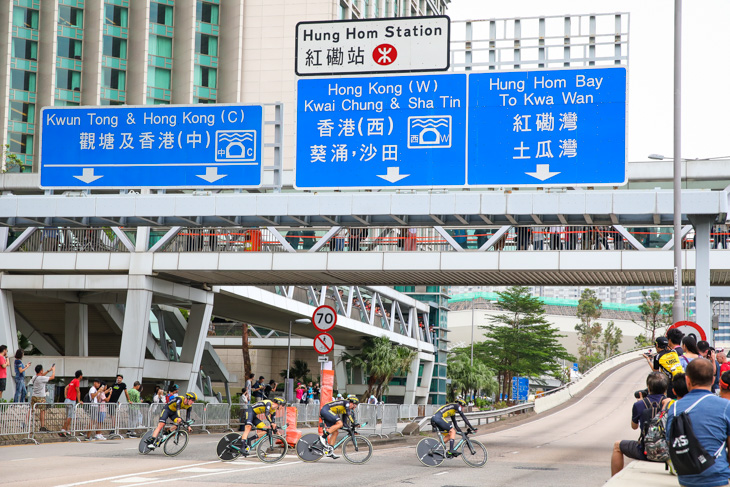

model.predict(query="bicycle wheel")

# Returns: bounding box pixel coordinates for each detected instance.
[416,437,446,467]
[295,433,325,463]
[461,439,488,468]
[138,430,154,455]
[163,429,189,457]
[256,434,288,463]
[217,433,243,461]
[341,435,373,464]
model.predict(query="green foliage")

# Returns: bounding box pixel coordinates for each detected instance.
[635,333,653,348]
[475,286,574,400]
[446,351,498,401]
[1,144,21,173]
[280,359,310,383]
[340,335,417,398]
[17,331,40,355]
[575,289,603,370]
[602,321,623,358]
[636,291,673,342]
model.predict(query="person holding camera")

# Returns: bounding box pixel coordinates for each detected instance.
[698,340,720,393]
[610,372,668,477]
[644,336,684,399]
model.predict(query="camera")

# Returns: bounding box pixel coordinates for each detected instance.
[634,388,649,399]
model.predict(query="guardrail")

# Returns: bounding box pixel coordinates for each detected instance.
[416,402,535,431]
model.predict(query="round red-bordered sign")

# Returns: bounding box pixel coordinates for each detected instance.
[312,305,337,332]
[668,320,707,342]
[313,332,334,355]
[373,44,397,66]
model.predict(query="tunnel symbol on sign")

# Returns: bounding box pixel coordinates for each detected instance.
[215,130,257,162]
[407,116,452,149]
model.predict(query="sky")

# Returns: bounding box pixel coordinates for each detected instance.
[445,0,730,163]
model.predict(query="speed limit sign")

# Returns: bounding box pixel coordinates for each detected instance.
[312,305,337,332]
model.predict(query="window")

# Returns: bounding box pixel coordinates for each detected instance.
[149,35,173,58]
[194,66,217,88]
[7,132,33,154]
[11,38,38,60]
[104,4,128,27]
[58,6,84,28]
[57,36,83,59]
[54,100,79,106]
[56,69,81,91]
[150,3,174,26]
[195,98,215,104]
[12,7,39,29]
[100,99,124,105]
[195,33,218,56]
[10,69,36,91]
[102,68,126,90]
[196,2,219,24]
[148,67,171,89]
[9,102,35,124]
[103,36,127,58]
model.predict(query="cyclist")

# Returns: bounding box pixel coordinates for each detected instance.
[144,392,197,450]
[319,394,359,459]
[430,398,477,457]
[239,396,285,454]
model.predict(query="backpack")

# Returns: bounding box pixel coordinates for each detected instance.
[668,394,726,476]
[643,405,670,462]
[657,350,685,379]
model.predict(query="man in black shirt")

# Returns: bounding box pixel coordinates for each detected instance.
[251,376,266,400]
[108,374,131,436]
[667,328,684,357]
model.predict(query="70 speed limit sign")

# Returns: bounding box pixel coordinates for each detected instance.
[312,305,337,332]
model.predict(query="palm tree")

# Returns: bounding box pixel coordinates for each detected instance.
[341,335,417,399]
[447,352,498,401]
[280,359,311,382]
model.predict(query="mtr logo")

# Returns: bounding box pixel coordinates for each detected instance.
[373,44,397,66]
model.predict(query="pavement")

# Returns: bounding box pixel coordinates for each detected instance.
[604,461,677,486]
[0,359,657,487]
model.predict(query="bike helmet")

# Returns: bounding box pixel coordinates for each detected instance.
[272,397,286,405]
[346,394,359,405]
[185,392,198,402]
[455,398,467,407]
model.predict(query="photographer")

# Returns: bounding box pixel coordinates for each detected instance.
[644,336,683,399]
[697,340,720,392]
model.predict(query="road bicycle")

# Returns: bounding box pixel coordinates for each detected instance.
[216,426,288,463]
[138,419,193,457]
[296,422,372,464]
[416,427,487,468]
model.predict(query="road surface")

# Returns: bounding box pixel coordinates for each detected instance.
[1,359,646,487]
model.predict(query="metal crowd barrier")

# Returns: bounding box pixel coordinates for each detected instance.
[29,402,69,442]
[357,404,379,438]
[0,403,35,444]
[379,404,401,437]
[399,404,418,421]
[203,404,232,433]
[114,403,149,437]
[71,403,120,441]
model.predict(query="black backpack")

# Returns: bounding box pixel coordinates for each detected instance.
[638,396,664,444]
[668,394,726,476]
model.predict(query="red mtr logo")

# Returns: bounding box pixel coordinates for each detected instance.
[373,44,397,66]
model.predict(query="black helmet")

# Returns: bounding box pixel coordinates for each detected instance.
[655,336,669,349]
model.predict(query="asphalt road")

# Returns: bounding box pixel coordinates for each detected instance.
[1,359,646,487]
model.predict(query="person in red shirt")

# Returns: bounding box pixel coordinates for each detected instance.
[0,345,8,400]
[719,351,730,374]
[62,370,83,437]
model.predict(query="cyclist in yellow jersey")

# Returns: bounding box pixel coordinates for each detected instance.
[240,397,285,453]
[145,392,197,450]
[319,395,359,459]
[430,398,476,457]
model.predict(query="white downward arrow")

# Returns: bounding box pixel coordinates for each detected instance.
[196,167,227,183]
[376,167,410,184]
[525,164,561,181]
[73,168,103,184]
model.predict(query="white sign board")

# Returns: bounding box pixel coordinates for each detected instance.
[295,16,450,76]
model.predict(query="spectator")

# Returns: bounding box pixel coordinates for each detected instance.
[666,372,689,409]
[610,371,668,477]
[166,384,179,403]
[313,382,320,401]
[645,336,683,399]
[565,226,578,250]
[285,230,301,250]
[86,379,104,441]
[681,336,701,368]
[127,381,143,435]
[0,345,8,400]
[368,395,377,405]
[307,381,314,404]
[239,386,250,405]
[153,386,166,404]
[300,230,316,250]
[128,381,142,402]
[450,229,468,249]
[251,376,266,400]
[548,226,563,250]
[97,381,109,440]
[264,379,277,399]
[348,228,367,251]
[62,370,83,437]
[667,328,685,357]
[30,363,55,432]
[720,370,730,401]
[533,226,545,250]
[245,373,254,400]
[108,374,130,404]
[473,229,488,249]
[296,383,306,403]
[13,349,31,403]
[515,227,531,250]
[698,341,720,392]
[329,228,347,251]
[666,359,730,487]
[720,352,730,374]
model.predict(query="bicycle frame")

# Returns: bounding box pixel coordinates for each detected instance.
[434,430,476,456]
[226,426,284,454]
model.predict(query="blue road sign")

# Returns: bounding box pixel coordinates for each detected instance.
[511,376,529,402]
[40,105,263,188]
[468,67,626,186]
[572,363,580,372]
[296,74,467,189]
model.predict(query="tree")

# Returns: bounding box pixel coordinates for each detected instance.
[446,351,498,401]
[635,333,652,349]
[636,291,673,342]
[242,323,252,382]
[475,286,574,401]
[1,144,22,173]
[340,335,417,399]
[601,321,623,358]
[280,359,311,383]
[575,289,604,370]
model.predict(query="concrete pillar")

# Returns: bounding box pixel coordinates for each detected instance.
[218,0,244,102]
[80,0,103,105]
[171,0,195,104]
[64,304,88,357]
[125,0,150,104]
[333,348,348,392]
[179,296,213,395]
[403,355,421,404]
[690,215,714,343]
[117,288,153,384]
[419,358,435,405]
[135,227,150,252]
[0,290,19,400]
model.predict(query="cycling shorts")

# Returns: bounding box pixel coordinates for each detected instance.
[242,406,266,429]
[431,415,453,432]
[320,409,342,428]
[159,408,180,424]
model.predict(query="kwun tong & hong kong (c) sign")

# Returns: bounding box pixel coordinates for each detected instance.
[295,16,450,76]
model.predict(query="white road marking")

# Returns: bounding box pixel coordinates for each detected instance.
[123,448,137,450]
[118,461,303,487]
[179,467,226,473]
[10,457,33,461]
[111,478,156,484]
[54,461,221,487]
[434,471,448,476]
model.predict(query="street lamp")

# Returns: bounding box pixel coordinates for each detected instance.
[287,318,311,402]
